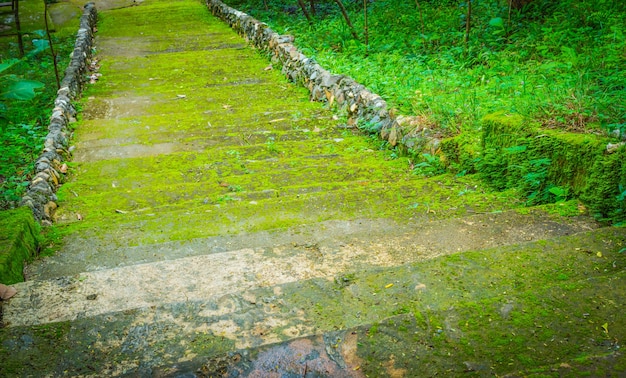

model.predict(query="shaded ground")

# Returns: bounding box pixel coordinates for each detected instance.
[1,0,625,376]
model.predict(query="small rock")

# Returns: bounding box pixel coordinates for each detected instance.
[86,294,97,300]
[607,142,625,153]
[0,283,17,300]
[43,201,58,219]
[500,303,514,319]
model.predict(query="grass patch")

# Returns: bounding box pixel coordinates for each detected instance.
[223,0,625,136]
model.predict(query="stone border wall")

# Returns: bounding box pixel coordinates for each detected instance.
[20,3,98,225]
[205,0,436,154]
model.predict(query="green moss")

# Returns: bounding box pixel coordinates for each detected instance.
[0,321,71,376]
[473,111,625,222]
[440,131,481,174]
[581,150,626,223]
[0,207,40,284]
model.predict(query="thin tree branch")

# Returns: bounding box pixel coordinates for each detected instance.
[363,0,369,56]
[334,0,359,40]
[414,0,425,36]
[464,0,472,46]
[43,0,60,89]
[296,0,312,22]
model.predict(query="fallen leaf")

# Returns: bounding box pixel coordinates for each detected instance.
[0,283,17,300]
[59,163,68,173]
[264,65,273,71]
[602,323,609,335]
[269,118,286,123]
[385,283,394,289]
[559,363,571,369]
[76,213,83,221]
[115,209,128,214]
[176,94,186,99]
[597,251,603,258]
[222,104,232,109]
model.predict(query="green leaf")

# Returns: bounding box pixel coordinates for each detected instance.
[549,186,568,198]
[504,145,527,154]
[489,17,504,28]
[2,80,45,100]
[27,39,50,57]
[0,59,20,74]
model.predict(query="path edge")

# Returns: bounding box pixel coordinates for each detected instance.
[20,2,98,225]
[204,0,425,151]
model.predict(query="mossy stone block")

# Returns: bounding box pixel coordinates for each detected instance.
[0,207,40,284]
[479,111,626,222]
[440,132,481,174]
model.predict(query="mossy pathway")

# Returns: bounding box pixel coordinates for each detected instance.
[1,0,625,376]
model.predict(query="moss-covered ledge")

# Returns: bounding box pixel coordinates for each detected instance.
[442,111,626,223]
[0,208,40,284]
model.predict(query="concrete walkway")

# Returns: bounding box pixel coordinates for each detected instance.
[1,0,625,376]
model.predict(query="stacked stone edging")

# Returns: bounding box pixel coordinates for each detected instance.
[20,3,98,224]
[205,0,438,154]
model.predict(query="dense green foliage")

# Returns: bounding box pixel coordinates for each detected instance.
[0,32,75,209]
[225,0,626,222]
[225,0,625,135]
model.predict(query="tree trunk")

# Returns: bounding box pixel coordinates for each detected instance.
[363,0,368,56]
[296,0,312,22]
[414,0,425,36]
[464,0,472,46]
[309,0,316,16]
[509,0,533,10]
[334,0,359,40]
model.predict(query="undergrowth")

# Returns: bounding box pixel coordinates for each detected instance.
[0,31,75,209]
[223,0,626,222]
[224,0,625,136]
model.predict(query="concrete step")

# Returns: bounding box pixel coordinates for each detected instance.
[50,175,535,257]
[28,207,598,280]
[75,109,333,145]
[2,226,624,376]
[13,208,599,321]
